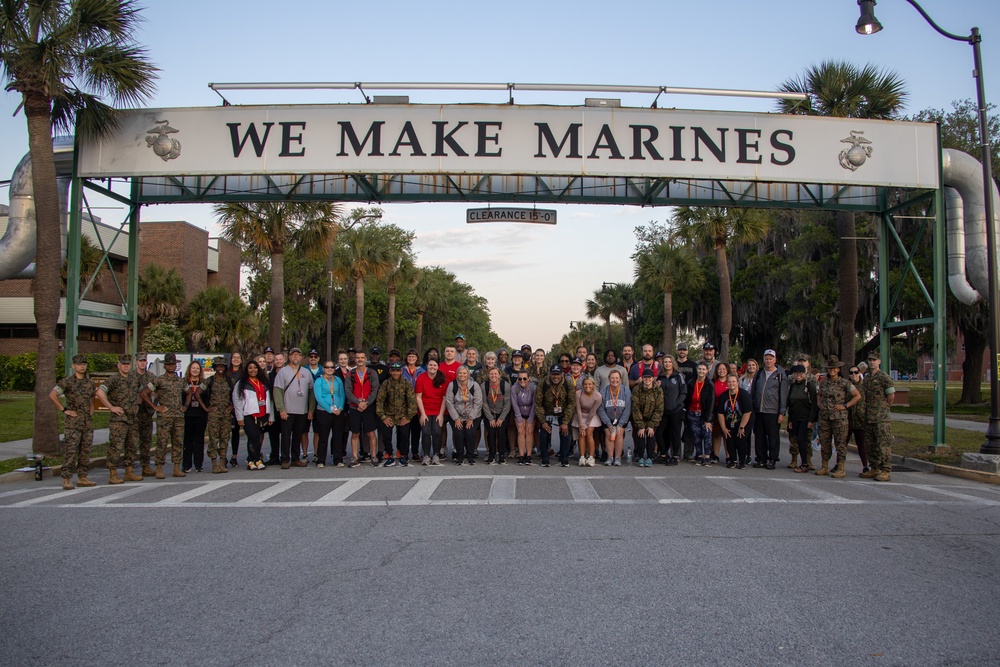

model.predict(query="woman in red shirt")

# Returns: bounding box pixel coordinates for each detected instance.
[711,362,730,464]
[415,359,449,466]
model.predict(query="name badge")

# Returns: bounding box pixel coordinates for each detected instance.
[553,406,563,414]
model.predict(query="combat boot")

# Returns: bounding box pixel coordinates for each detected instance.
[874,470,891,482]
[108,468,123,485]
[815,460,829,476]
[155,464,165,480]
[786,453,798,469]
[860,468,879,478]
[141,463,156,477]
[62,478,75,490]
[217,459,228,474]
[211,458,221,474]
[77,476,96,487]
[172,463,186,478]
[830,460,846,478]
[123,468,143,482]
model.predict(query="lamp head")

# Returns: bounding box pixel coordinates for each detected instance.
[856,0,883,35]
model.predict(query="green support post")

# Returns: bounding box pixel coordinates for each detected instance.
[878,209,891,368]
[126,180,141,356]
[63,145,83,377]
[931,137,948,450]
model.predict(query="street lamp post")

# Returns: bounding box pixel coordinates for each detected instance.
[857,0,1000,455]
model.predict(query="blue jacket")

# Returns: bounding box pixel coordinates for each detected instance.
[315,375,345,413]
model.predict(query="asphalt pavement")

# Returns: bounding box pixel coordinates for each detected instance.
[1,455,998,666]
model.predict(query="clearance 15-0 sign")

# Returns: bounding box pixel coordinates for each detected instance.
[78,104,939,189]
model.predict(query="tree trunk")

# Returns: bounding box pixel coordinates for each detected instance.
[387,283,397,352]
[269,251,284,348]
[959,320,987,404]
[838,211,859,365]
[26,97,60,456]
[416,309,424,354]
[622,315,632,347]
[604,317,612,353]
[662,290,674,356]
[354,276,365,350]
[715,239,732,361]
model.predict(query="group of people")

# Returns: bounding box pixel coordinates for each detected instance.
[49,335,896,489]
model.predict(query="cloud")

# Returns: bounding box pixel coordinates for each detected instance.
[416,256,531,272]
[413,226,541,250]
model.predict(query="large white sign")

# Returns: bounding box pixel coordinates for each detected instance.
[78,104,939,188]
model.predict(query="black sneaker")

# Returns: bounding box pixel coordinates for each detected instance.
[737,462,746,470]
[560,462,568,467]
[499,456,506,465]
[525,457,533,466]
[726,462,736,469]
[765,461,776,470]
[467,460,476,466]
[542,461,550,468]
[752,461,765,468]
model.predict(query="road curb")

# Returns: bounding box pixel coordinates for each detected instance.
[846,443,1000,485]
[0,457,108,485]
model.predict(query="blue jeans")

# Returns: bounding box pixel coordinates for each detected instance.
[539,415,570,463]
[686,412,711,458]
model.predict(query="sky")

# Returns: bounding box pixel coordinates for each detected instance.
[1,0,998,352]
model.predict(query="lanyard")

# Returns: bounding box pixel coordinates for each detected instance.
[610,386,620,418]
[490,385,501,403]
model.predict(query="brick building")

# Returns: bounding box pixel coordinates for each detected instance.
[0,206,240,355]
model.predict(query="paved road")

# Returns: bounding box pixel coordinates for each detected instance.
[1,458,998,666]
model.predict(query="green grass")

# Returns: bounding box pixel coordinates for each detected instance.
[0,392,111,441]
[891,381,990,421]
[890,421,982,466]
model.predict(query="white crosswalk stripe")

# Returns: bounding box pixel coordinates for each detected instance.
[3,474,998,509]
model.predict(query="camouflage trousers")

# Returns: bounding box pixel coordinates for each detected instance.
[62,421,93,479]
[206,413,231,458]
[819,417,850,464]
[108,420,138,469]
[137,409,154,464]
[155,413,184,465]
[864,420,893,473]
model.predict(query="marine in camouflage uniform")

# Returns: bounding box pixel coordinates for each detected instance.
[130,352,155,476]
[49,355,97,489]
[97,354,144,484]
[204,357,234,473]
[861,350,895,481]
[375,363,418,463]
[816,355,860,478]
[139,352,187,478]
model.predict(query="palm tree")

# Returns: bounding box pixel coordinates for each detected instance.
[602,282,637,345]
[215,201,339,348]
[331,222,413,349]
[384,252,417,351]
[671,206,770,361]
[1,1,158,454]
[635,241,705,354]
[412,267,452,353]
[779,60,908,364]
[585,289,615,352]
[60,236,104,295]
[185,286,259,352]
[137,264,186,326]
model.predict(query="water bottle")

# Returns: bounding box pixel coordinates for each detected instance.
[625,447,632,465]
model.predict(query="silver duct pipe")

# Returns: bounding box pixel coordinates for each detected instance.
[944,186,981,304]
[943,147,1000,305]
[0,136,75,280]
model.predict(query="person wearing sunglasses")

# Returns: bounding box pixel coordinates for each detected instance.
[511,371,537,465]
[315,360,346,467]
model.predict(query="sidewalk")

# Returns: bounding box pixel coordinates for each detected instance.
[0,428,109,460]
[890,413,988,433]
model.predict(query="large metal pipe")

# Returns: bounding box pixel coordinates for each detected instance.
[0,136,75,280]
[944,186,981,305]
[943,148,1000,304]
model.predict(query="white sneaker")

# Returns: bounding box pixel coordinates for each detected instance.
[317,462,325,469]
[578,457,586,467]
[588,456,596,467]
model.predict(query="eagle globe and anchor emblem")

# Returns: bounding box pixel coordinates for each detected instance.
[839,130,873,171]
[145,120,181,161]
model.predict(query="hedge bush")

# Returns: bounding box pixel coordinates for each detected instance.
[0,353,121,391]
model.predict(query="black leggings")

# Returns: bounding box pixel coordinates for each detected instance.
[315,410,346,463]
[243,415,266,463]
[484,417,507,459]
[725,433,750,464]
[183,413,207,470]
[453,419,479,462]
[657,410,684,458]
[634,431,656,459]
[230,416,240,458]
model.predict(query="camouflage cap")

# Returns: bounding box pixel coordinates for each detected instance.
[213,356,226,366]
[118,354,132,364]
[71,354,87,364]
[135,352,148,361]
[867,350,881,360]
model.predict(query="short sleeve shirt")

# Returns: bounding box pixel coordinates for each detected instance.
[55,375,95,424]
[102,372,140,422]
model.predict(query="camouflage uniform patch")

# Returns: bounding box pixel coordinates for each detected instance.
[204,374,235,458]
[55,375,95,478]
[147,374,186,465]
